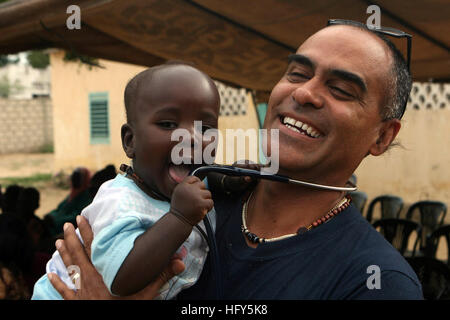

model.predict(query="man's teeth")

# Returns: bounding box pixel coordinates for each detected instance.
[282,116,321,138]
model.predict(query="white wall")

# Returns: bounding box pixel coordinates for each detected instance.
[0,52,50,99]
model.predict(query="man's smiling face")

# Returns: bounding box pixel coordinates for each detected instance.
[264,25,400,185]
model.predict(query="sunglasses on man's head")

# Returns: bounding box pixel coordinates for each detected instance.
[325,19,412,119]
[327,19,411,70]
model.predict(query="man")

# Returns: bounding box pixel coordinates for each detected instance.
[48,22,423,299]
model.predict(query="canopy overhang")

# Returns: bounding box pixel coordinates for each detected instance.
[0,0,449,91]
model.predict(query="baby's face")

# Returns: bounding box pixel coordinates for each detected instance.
[130,66,219,198]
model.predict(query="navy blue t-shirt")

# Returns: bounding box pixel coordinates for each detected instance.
[179,191,423,300]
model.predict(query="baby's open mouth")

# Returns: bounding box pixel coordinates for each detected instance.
[168,163,200,183]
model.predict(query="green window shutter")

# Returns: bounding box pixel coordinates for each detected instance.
[256,103,268,164]
[256,103,268,129]
[89,92,110,144]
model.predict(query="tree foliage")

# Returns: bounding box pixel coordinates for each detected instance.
[63,50,104,69]
[0,75,9,97]
[0,75,24,98]
[27,51,50,69]
[0,55,18,67]
[0,55,8,67]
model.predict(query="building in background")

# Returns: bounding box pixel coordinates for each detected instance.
[0,52,52,154]
[0,52,50,99]
[49,50,260,173]
[0,49,441,206]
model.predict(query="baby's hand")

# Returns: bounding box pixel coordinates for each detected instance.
[170,176,213,226]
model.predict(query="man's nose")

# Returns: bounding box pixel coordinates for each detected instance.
[291,79,324,109]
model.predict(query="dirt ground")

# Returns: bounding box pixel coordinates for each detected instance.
[0,153,67,218]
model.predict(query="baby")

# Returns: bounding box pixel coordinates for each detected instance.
[32,62,220,299]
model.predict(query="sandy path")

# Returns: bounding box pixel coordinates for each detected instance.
[0,153,54,178]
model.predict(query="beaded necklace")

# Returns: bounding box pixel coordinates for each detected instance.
[119,164,170,202]
[241,192,351,244]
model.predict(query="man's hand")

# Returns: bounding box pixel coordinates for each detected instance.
[170,176,214,226]
[222,161,261,193]
[48,215,185,300]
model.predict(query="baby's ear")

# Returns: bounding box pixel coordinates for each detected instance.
[121,124,135,159]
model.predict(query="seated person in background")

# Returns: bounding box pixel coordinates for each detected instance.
[15,187,40,224]
[0,213,48,299]
[88,164,117,199]
[15,187,53,255]
[0,261,29,300]
[1,185,23,215]
[32,62,220,299]
[45,167,92,237]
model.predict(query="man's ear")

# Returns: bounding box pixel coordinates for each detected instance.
[369,119,401,156]
[121,123,135,159]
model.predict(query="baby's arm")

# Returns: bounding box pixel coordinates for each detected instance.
[110,176,213,296]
